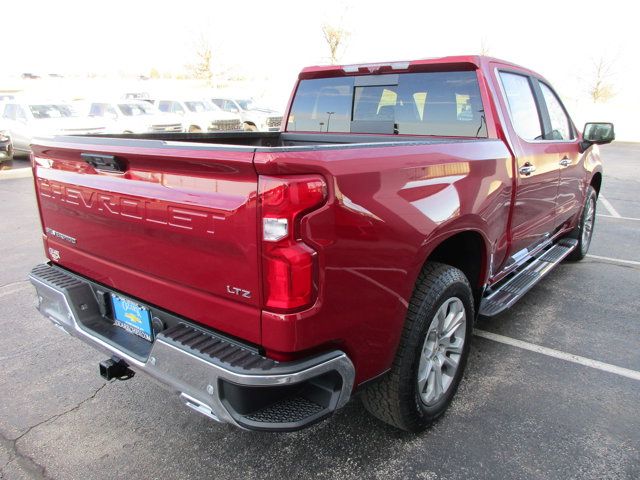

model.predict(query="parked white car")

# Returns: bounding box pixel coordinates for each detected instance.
[0,123,12,166]
[85,100,183,134]
[152,99,243,133]
[0,101,106,155]
[210,97,282,131]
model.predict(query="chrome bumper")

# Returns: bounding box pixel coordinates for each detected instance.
[29,264,355,431]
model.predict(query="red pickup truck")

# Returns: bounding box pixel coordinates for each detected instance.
[29,56,614,432]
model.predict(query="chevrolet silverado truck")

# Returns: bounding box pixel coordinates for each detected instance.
[28,56,614,432]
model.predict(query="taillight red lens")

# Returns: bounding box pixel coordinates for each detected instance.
[259,175,327,310]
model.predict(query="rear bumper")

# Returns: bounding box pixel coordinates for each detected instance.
[29,263,354,431]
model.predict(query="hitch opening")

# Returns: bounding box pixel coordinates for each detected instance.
[99,357,135,381]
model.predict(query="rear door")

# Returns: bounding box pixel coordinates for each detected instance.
[536,81,583,225]
[495,70,561,257]
[31,137,262,343]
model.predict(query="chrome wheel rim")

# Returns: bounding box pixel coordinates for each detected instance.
[582,196,596,248]
[417,297,467,406]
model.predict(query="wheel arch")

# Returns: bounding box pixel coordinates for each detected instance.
[416,226,491,313]
[590,171,603,196]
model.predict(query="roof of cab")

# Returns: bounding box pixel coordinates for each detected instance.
[298,55,535,79]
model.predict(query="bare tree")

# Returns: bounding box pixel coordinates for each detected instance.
[187,34,214,86]
[588,56,615,103]
[479,37,491,56]
[321,24,350,65]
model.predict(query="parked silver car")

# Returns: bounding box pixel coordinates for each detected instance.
[210,97,282,131]
[152,98,243,133]
[1,101,106,155]
[0,125,12,167]
[84,100,183,134]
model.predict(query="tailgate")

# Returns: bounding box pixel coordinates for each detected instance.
[31,137,261,343]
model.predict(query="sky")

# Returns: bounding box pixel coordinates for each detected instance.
[4,0,639,137]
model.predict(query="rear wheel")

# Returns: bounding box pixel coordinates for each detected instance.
[362,262,474,432]
[567,186,597,261]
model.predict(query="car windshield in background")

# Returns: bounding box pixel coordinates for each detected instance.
[185,101,214,113]
[29,104,76,119]
[118,103,153,116]
[287,71,487,137]
[236,99,256,110]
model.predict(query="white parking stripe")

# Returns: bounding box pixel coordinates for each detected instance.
[474,329,640,381]
[598,194,622,218]
[0,282,31,298]
[597,213,640,222]
[586,254,640,267]
[0,169,32,180]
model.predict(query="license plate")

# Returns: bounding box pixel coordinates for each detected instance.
[111,294,153,341]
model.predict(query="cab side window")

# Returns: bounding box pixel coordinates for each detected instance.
[539,83,573,140]
[499,72,543,141]
[2,104,16,120]
[171,102,185,114]
[15,106,27,122]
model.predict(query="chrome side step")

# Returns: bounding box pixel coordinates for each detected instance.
[480,238,578,317]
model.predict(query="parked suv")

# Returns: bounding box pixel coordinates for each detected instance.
[210,96,282,131]
[1,100,105,155]
[152,98,242,133]
[85,100,183,134]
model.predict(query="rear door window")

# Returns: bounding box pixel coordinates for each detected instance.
[499,72,543,141]
[287,71,487,137]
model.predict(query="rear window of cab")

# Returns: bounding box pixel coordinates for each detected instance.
[287,71,487,137]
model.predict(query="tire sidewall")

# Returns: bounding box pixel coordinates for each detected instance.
[579,188,597,257]
[411,279,474,423]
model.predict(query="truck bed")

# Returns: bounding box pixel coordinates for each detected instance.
[78,131,486,150]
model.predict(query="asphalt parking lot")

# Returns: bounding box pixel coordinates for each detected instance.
[0,144,638,480]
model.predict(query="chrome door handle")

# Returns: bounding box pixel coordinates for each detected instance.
[559,157,571,167]
[519,163,536,176]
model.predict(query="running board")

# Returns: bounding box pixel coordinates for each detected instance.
[480,238,578,317]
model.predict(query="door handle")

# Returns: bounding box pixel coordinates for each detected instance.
[559,157,571,167]
[518,163,536,176]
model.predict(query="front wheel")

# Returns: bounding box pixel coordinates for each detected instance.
[362,262,474,432]
[567,186,597,261]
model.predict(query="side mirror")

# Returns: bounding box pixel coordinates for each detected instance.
[580,122,615,152]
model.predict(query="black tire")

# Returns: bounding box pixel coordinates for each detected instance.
[361,262,474,432]
[567,186,597,261]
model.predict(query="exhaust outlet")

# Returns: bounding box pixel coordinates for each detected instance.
[99,357,135,380]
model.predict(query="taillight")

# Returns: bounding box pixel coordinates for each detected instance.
[259,175,327,311]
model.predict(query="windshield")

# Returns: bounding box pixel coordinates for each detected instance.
[29,104,77,119]
[185,101,215,113]
[236,99,256,110]
[118,103,154,116]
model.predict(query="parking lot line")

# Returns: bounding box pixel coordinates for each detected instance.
[598,194,621,218]
[586,254,640,267]
[597,213,640,222]
[0,281,30,298]
[474,329,640,381]
[0,168,32,180]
